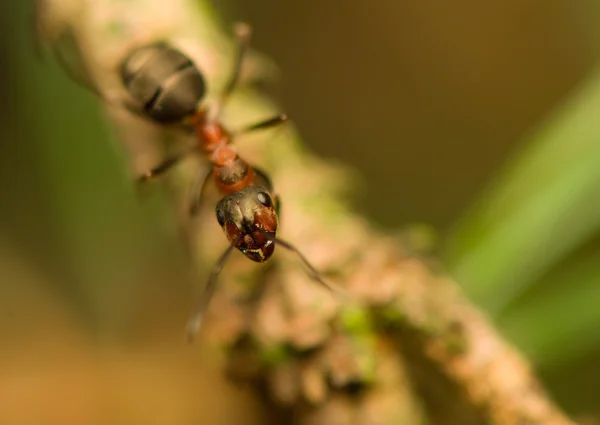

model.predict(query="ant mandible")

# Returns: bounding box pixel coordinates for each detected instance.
[45,24,338,341]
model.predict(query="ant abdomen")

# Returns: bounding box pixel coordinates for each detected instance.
[120,42,207,123]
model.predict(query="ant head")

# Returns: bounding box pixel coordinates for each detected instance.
[216,185,279,263]
[121,43,207,123]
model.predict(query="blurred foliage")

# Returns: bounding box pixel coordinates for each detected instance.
[3,0,600,423]
[446,69,600,412]
[447,70,600,344]
[440,4,600,416]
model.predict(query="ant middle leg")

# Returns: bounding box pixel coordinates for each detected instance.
[137,146,198,183]
[234,114,288,136]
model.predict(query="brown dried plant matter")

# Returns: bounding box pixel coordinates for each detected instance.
[37,0,577,424]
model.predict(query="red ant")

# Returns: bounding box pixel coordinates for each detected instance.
[44,24,337,341]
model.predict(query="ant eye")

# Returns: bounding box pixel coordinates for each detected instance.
[216,208,226,227]
[257,191,272,207]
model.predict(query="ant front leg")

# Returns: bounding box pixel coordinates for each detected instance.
[252,168,281,216]
[274,194,282,217]
[189,169,214,216]
[186,235,241,342]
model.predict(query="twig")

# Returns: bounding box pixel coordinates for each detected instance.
[36,0,577,424]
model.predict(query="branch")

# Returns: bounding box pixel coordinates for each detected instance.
[37,0,577,424]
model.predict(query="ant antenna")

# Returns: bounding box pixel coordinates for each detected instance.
[259,230,346,297]
[186,235,241,342]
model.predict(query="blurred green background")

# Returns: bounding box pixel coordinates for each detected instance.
[2,0,600,423]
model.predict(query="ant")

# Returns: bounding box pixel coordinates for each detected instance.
[43,23,338,341]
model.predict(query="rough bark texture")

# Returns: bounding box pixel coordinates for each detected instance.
[37,0,577,424]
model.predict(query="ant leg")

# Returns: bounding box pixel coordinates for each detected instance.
[53,47,114,102]
[234,114,288,136]
[274,194,282,217]
[137,156,183,182]
[222,23,253,102]
[48,33,106,98]
[189,169,214,216]
[186,236,240,342]
[137,146,197,182]
[254,169,282,216]
[253,168,274,193]
[210,23,253,120]
[54,46,148,118]
[42,32,150,119]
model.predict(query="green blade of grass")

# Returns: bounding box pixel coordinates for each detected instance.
[499,249,600,368]
[447,70,600,314]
